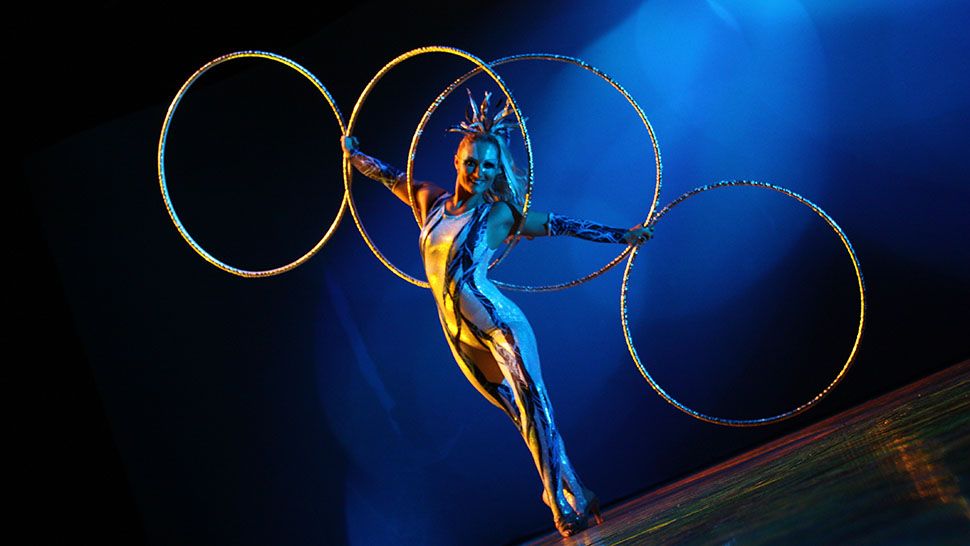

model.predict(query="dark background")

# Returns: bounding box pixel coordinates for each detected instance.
[14,1,969,544]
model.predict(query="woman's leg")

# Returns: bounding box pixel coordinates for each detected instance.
[445,336,520,421]
[465,321,600,535]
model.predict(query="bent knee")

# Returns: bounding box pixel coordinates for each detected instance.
[467,344,507,384]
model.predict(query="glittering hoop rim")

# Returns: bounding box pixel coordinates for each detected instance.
[158,51,347,277]
[406,54,534,277]
[414,54,662,292]
[343,46,533,289]
[621,180,866,426]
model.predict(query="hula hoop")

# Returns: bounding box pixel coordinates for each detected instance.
[620,180,866,426]
[158,50,347,277]
[342,46,532,289]
[159,48,866,426]
[411,53,662,292]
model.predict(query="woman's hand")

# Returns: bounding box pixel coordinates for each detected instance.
[622,225,654,245]
[341,135,360,157]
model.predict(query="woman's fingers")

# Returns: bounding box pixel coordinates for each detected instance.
[340,135,359,155]
[625,226,654,245]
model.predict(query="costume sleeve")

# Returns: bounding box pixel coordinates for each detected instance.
[547,212,628,244]
[347,151,406,192]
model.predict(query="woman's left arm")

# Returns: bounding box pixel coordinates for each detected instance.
[546,212,652,245]
[488,203,652,248]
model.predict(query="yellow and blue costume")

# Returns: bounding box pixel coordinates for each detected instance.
[349,151,604,535]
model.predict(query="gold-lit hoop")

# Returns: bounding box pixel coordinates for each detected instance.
[406,55,533,276]
[413,54,663,292]
[343,46,533,289]
[621,181,866,426]
[158,51,347,277]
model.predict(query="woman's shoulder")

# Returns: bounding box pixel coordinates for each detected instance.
[426,191,451,214]
[489,199,525,220]
[487,198,514,214]
[487,199,521,229]
[431,191,451,206]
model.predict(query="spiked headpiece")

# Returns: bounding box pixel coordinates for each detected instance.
[447,89,518,141]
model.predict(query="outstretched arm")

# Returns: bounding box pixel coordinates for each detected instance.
[487,202,652,249]
[341,136,446,212]
[548,213,652,245]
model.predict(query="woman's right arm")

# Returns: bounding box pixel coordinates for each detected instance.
[341,136,446,212]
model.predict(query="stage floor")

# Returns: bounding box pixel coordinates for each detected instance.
[520,360,970,545]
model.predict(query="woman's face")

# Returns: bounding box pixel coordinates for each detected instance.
[454,139,500,196]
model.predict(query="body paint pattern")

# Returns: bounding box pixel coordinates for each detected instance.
[350,153,603,535]
[419,195,600,534]
[548,212,627,244]
[349,151,405,192]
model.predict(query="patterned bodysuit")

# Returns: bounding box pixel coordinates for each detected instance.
[347,148,614,532]
[418,193,598,529]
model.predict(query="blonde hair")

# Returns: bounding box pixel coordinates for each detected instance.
[449,90,526,211]
[458,133,526,211]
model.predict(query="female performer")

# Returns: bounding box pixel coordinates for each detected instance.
[342,91,652,537]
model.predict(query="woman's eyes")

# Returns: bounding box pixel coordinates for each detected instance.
[465,160,495,169]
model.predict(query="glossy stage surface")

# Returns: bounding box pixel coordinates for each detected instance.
[521,360,970,545]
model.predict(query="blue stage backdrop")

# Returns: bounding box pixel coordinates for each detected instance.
[23,1,969,544]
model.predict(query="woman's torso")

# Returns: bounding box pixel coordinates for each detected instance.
[419,194,524,345]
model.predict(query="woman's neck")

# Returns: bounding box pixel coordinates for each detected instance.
[449,191,486,213]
